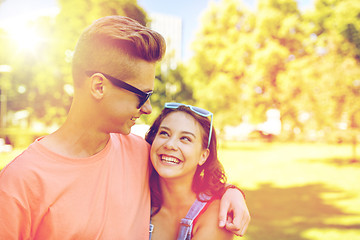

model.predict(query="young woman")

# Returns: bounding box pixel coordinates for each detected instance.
[145,103,234,240]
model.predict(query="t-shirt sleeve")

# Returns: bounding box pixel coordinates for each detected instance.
[0,189,30,239]
[0,155,33,239]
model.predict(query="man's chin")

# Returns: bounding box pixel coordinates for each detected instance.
[120,129,132,135]
[112,126,132,136]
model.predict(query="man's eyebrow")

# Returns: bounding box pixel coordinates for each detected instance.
[142,78,155,93]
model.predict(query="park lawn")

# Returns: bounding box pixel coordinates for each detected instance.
[1,142,359,240]
[218,141,360,240]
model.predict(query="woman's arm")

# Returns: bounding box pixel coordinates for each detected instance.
[192,199,234,240]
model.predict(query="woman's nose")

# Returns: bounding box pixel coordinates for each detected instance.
[164,137,177,150]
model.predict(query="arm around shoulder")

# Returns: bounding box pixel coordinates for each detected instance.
[219,185,250,236]
[192,199,234,240]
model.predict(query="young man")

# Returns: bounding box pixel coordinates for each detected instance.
[0,16,249,239]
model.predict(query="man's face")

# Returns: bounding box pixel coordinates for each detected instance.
[100,59,155,135]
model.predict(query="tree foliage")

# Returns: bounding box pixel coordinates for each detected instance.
[186,0,360,141]
[186,0,255,128]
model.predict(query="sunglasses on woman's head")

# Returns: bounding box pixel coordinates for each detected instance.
[164,102,213,149]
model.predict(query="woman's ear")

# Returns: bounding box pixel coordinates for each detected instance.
[90,74,104,100]
[198,148,210,166]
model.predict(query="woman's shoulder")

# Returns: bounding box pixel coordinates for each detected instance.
[192,199,234,240]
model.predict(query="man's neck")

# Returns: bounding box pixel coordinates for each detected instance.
[40,116,111,158]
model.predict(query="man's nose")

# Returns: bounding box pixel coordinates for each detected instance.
[140,98,152,115]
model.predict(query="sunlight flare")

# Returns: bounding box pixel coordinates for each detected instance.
[5,22,45,53]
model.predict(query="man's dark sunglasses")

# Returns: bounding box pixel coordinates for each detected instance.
[85,71,153,109]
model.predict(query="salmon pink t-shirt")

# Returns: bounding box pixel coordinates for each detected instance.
[0,133,151,239]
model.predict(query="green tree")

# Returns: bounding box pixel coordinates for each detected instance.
[186,0,256,128]
[186,0,304,130]
[250,0,303,111]
[278,0,360,140]
[186,0,360,144]
[142,63,194,124]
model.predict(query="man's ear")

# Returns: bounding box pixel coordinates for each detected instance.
[89,74,104,100]
[199,148,210,166]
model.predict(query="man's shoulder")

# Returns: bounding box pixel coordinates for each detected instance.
[0,145,39,186]
[112,132,146,142]
[111,133,149,150]
[110,133,150,166]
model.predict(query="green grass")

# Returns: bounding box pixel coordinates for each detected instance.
[218,141,360,240]
[1,142,360,240]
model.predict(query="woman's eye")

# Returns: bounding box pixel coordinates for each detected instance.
[158,131,169,137]
[181,136,191,142]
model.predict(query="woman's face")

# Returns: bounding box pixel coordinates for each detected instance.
[150,111,209,181]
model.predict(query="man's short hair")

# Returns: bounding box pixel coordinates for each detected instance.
[72,15,166,86]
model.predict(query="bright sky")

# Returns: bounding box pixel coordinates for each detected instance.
[0,0,313,60]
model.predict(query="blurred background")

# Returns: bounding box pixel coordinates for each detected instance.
[0,0,359,239]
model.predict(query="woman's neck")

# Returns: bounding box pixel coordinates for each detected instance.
[150,177,197,240]
[159,178,196,213]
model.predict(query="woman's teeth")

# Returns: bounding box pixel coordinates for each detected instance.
[161,155,180,164]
